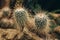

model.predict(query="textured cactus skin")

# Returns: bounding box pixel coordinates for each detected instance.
[14,8,28,31]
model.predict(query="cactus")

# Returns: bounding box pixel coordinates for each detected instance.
[2,8,11,18]
[2,0,11,18]
[35,17,47,29]
[35,13,48,29]
[34,13,50,39]
[14,8,29,31]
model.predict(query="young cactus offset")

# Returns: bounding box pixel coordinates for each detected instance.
[14,8,29,31]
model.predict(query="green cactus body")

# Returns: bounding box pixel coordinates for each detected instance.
[14,8,28,31]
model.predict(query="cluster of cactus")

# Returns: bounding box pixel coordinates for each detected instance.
[13,0,50,39]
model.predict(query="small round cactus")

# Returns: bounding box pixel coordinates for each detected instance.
[35,13,48,29]
[34,13,50,38]
[14,8,29,31]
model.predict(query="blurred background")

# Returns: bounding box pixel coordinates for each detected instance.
[0,0,60,12]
